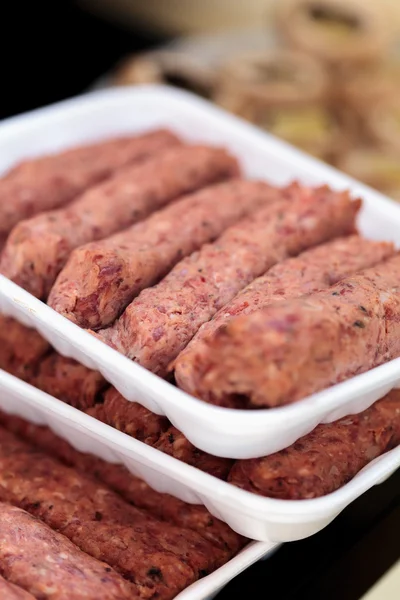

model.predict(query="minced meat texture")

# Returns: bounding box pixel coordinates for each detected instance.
[0,130,180,250]
[0,316,50,381]
[0,502,136,600]
[0,411,245,555]
[188,252,400,408]
[33,353,108,409]
[0,426,228,600]
[48,179,284,329]
[155,427,233,480]
[99,184,360,377]
[229,391,400,498]
[0,576,37,600]
[101,388,169,444]
[174,236,394,395]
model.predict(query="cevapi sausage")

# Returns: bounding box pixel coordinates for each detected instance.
[174,236,395,395]
[96,390,231,477]
[86,461,245,554]
[98,185,360,377]
[0,501,136,600]
[5,130,180,180]
[154,427,233,480]
[0,315,106,409]
[2,145,238,299]
[0,316,50,381]
[0,130,180,247]
[0,427,227,600]
[0,576,36,600]
[229,392,400,498]
[33,353,108,409]
[48,179,282,328]
[101,387,168,444]
[0,412,245,555]
[191,253,400,408]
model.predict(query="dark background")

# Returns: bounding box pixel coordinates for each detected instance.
[220,469,400,600]
[2,2,399,596]
[1,0,166,120]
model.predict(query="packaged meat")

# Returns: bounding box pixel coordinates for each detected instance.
[86,462,245,555]
[99,184,360,377]
[0,315,50,381]
[33,353,108,410]
[101,387,168,444]
[48,179,284,328]
[174,236,395,395]
[0,129,180,247]
[229,392,400,498]
[0,427,228,600]
[0,502,135,600]
[98,390,232,478]
[0,576,36,600]
[63,382,228,479]
[86,403,108,421]
[190,253,400,408]
[155,427,233,480]
[1,144,237,299]
[1,85,400,541]
[0,315,106,408]
[0,411,245,555]
[5,130,180,180]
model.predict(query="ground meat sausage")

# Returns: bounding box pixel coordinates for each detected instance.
[48,179,283,328]
[33,353,108,409]
[86,404,108,422]
[229,392,400,498]
[0,316,106,408]
[0,427,227,600]
[155,427,233,480]
[0,130,180,248]
[86,390,232,478]
[5,130,180,181]
[86,462,245,555]
[0,411,95,470]
[0,411,245,555]
[2,145,237,299]
[0,501,136,600]
[89,390,231,477]
[101,388,169,444]
[98,184,360,377]
[0,316,50,381]
[191,253,400,408]
[174,236,395,395]
[0,576,36,600]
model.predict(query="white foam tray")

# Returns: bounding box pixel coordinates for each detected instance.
[0,369,399,546]
[0,381,278,600]
[2,85,400,459]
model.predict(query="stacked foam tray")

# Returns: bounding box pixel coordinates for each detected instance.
[0,86,400,598]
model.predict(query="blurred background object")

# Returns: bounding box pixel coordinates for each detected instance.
[3,0,400,198]
[275,0,394,65]
[78,0,278,34]
[89,0,400,201]
[78,0,400,37]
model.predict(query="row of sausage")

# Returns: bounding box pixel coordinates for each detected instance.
[1,315,399,500]
[3,129,400,409]
[0,406,246,600]
[1,388,399,600]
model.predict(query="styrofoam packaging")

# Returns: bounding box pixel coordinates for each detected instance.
[1,85,400,461]
[0,372,279,599]
[0,368,399,544]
